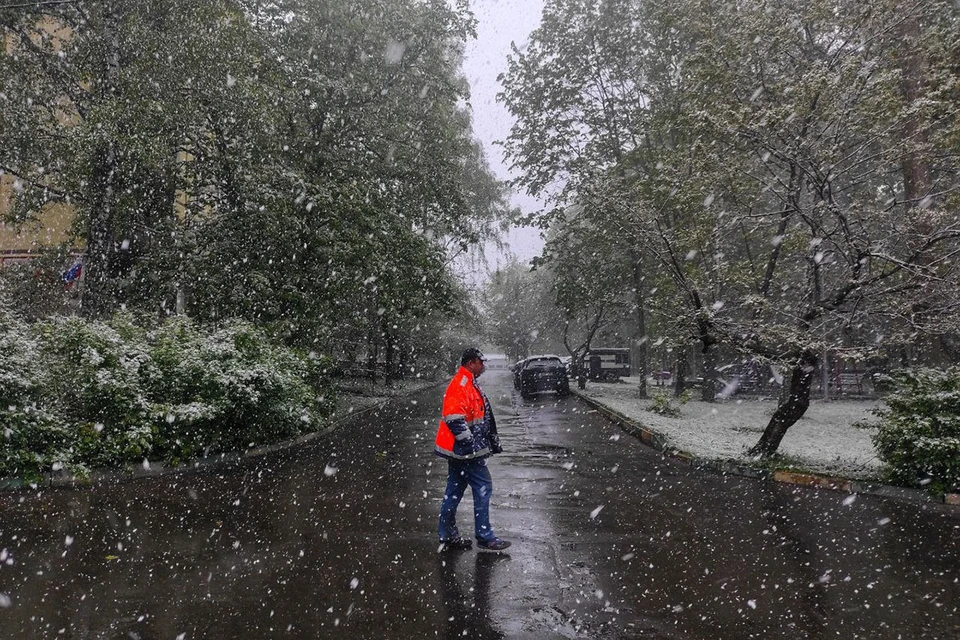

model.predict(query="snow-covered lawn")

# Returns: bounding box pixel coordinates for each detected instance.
[580,379,883,479]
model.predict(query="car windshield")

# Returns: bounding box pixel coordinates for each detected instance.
[525,358,562,369]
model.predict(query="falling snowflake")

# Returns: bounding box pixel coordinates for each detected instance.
[384,40,406,64]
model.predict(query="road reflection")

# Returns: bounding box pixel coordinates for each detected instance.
[437,550,510,639]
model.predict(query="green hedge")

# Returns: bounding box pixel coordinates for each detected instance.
[0,311,335,479]
[872,368,960,494]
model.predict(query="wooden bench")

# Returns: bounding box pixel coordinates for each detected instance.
[834,371,866,394]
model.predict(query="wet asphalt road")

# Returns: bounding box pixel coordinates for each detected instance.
[0,369,958,640]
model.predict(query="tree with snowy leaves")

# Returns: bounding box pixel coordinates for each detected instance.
[537,204,635,389]
[1,0,509,376]
[499,0,655,393]
[501,0,960,456]
[0,0,276,315]
[482,259,559,363]
[191,0,510,364]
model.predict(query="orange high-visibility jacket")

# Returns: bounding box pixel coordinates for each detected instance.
[434,366,492,460]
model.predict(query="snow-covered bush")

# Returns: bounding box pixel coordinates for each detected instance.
[872,368,960,494]
[142,318,218,461]
[0,309,335,478]
[0,305,67,478]
[647,390,691,418]
[145,319,334,461]
[201,322,333,449]
[35,315,155,469]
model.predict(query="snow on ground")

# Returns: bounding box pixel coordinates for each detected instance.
[580,378,882,479]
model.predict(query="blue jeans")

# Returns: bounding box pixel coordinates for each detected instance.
[438,458,495,542]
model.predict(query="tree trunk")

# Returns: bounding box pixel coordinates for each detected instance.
[398,338,408,380]
[81,146,117,318]
[384,323,396,387]
[632,254,648,398]
[898,15,931,209]
[674,348,689,397]
[898,14,937,365]
[700,340,717,402]
[81,7,122,318]
[366,320,379,384]
[777,369,793,408]
[748,351,818,457]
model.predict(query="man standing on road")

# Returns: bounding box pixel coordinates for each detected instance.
[434,348,511,552]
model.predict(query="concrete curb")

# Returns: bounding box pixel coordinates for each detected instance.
[0,379,445,491]
[573,388,957,508]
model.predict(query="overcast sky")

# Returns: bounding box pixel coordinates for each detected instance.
[461,0,545,270]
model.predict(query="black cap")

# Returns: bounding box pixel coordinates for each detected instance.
[460,347,486,366]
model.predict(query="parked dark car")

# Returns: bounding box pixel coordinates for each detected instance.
[511,358,529,390]
[518,355,570,399]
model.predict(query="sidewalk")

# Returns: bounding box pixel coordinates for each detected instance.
[333,376,442,416]
[574,378,959,506]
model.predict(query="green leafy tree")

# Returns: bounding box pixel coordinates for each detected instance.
[0,0,269,315]
[182,0,509,366]
[501,0,960,456]
[2,0,509,375]
[540,206,633,387]
[482,259,558,362]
